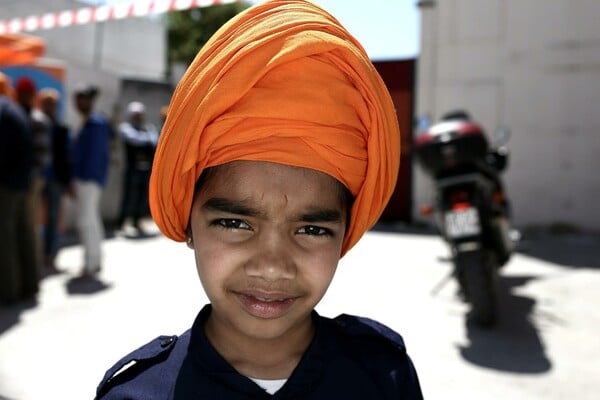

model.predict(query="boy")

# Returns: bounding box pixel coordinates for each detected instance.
[96,1,423,398]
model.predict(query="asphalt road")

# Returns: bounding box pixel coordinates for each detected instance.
[1,220,599,399]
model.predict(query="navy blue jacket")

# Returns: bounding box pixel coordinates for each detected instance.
[72,112,112,186]
[96,305,423,399]
[44,120,72,186]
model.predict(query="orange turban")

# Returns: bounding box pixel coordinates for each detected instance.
[150,0,400,255]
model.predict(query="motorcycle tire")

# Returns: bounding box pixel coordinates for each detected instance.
[456,248,498,328]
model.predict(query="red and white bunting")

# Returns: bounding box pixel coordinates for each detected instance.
[0,0,238,34]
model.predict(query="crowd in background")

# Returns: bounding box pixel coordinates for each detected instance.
[0,71,160,306]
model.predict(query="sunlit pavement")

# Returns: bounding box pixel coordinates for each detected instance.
[1,220,599,399]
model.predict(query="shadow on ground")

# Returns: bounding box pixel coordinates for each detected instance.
[117,230,162,241]
[374,221,600,269]
[459,275,553,373]
[516,232,600,269]
[371,221,438,236]
[0,299,37,336]
[66,275,112,295]
[0,275,112,337]
[55,223,160,250]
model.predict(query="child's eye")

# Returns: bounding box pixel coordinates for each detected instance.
[212,218,251,230]
[297,225,332,236]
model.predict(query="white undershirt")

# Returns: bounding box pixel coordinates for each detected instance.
[248,377,288,395]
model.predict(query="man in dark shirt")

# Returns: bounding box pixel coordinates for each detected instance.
[116,101,158,235]
[38,88,72,270]
[0,73,38,304]
[14,77,52,271]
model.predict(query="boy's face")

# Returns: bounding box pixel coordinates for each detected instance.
[189,160,347,343]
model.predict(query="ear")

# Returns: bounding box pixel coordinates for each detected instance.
[186,235,194,249]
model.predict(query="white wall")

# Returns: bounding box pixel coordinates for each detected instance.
[415,0,600,231]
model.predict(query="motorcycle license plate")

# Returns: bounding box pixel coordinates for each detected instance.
[445,207,481,238]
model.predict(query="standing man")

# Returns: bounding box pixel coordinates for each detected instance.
[0,73,38,304]
[38,88,72,270]
[117,101,158,235]
[72,84,112,277]
[14,77,52,271]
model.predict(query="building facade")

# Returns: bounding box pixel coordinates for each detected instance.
[415,0,600,232]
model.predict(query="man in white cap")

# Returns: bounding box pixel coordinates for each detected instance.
[117,101,159,235]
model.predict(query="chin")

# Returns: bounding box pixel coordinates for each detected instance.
[238,311,312,341]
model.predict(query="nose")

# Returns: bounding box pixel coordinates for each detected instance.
[245,230,297,282]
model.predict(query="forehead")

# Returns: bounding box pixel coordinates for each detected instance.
[40,96,57,105]
[198,161,348,205]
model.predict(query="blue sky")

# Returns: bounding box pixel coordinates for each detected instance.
[83,0,420,60]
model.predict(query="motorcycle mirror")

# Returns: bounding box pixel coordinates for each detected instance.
[492,126,511,148]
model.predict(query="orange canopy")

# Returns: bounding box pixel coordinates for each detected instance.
[150,0,400,256]
[0,33,45,66]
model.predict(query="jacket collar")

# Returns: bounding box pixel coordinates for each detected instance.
[186,304,331,397]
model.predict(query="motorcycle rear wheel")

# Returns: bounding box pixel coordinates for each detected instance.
[457,249,498,328]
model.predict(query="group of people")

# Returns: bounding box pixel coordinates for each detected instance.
[0,73,78,305]
[0,71,159,305]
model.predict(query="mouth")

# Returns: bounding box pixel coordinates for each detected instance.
[234,290,300,319]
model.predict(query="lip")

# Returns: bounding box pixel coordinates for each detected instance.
[234,290,299,319]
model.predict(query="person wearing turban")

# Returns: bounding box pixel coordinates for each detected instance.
[0,73,39,305]
[96,1,423,398]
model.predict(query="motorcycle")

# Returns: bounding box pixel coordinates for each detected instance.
[415,112,515,327]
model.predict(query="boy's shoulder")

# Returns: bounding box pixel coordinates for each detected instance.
[331,313,406,348]
[95,331,191,399]
[325,313,407,359]
[96,313,421,399]
[311,313,422,399]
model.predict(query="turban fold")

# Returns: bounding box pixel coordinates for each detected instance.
[150,0,400,255]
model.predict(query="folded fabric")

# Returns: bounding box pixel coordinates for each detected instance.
[150,0,400,255]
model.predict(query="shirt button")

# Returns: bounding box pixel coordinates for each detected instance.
[160,336,176,348]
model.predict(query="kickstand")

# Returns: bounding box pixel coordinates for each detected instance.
[430,268,455,297]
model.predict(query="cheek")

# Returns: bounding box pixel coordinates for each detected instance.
[303,252,339,290]
[193,238,233,292]
[297,237,343,287]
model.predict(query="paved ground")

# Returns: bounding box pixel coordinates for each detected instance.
[1,220,599,399]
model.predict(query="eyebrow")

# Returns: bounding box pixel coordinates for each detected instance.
[297,209,343,223]
[203,198,262,217]
[202,197,343,223]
